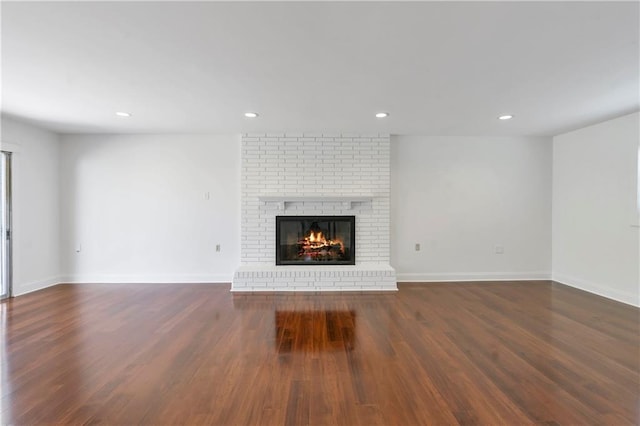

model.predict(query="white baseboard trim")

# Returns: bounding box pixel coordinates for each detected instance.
[14,276,62,296]
[59,274,233,284]
[552,273,639,307]
[396,271,552,282]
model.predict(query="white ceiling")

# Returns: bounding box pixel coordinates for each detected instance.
[2,1,638,136]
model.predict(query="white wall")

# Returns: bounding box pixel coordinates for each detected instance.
[1,116,61,295]
[6,113,636,302]
[59,134,241,283]
[391,136,552,281]
[552,112,639,306]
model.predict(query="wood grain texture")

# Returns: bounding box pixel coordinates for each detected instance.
[1,281,638,425]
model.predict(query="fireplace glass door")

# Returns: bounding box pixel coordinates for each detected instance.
[276,216,355,265]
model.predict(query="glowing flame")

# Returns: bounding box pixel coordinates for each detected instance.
[302,230,343,253]
[308,231,326,244]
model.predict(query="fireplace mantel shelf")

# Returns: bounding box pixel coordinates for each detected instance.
[258,195,373,210]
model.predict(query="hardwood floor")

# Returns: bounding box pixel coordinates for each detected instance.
[1,282,638,425]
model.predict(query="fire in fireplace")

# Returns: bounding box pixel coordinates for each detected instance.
[276,216,355,265]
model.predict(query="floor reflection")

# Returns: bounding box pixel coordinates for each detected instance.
[275,310,356,352]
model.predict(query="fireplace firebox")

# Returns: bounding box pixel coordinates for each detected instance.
[276,216,355,265]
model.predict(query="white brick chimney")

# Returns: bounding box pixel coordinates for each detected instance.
[232,133,397,291]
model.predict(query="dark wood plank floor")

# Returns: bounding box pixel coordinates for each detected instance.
[1,281,638,425]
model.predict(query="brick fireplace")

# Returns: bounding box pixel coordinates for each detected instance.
[232,133,397,291]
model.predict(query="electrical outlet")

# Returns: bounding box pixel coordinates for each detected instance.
[215,244,221,252]
[204,192,210,200]
[415,243,421,251]
[494,245,504,254]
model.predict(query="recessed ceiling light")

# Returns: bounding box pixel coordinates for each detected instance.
[115,111,131,117]
[244,112,259,118]
[498,114,513,120]
[375,112,389,118]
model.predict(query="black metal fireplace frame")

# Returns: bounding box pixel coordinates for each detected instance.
[275,215,356,265]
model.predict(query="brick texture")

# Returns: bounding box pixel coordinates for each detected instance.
[233,133,396,291]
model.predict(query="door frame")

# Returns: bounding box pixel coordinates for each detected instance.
[1,151,12,300]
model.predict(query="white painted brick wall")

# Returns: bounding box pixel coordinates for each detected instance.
[234,133,396,291]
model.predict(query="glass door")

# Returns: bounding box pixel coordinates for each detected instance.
[0,152,11,300]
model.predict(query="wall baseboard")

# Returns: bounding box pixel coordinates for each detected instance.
[58,274,233,284]
[552,273,639,307]
[396,271,552,282]
[14,276,62,296]
[14,273,637,309]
